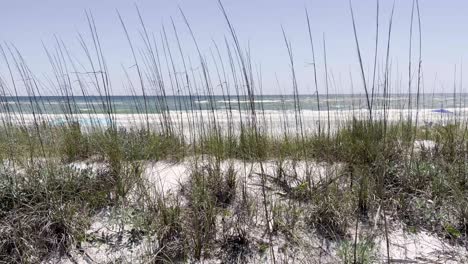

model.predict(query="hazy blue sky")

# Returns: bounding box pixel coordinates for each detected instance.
[1,0,467,95]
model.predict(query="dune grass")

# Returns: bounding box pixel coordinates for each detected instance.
[0,0,467,263]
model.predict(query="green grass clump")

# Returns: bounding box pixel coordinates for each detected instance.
[186,168,218,260]
[237,128,268,160]
[187,163,238,258]
[60,122,90,162]
[337,237,377,264]
[0,163,115,263]
[307,180,355,239]
[117,129,186,161]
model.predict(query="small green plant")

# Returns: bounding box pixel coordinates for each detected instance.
[444,223,462,239]
[271,202,301,238]
[337,238,377,264]
[258,241,269,255]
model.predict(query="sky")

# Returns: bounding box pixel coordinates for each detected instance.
[1,0,467,95]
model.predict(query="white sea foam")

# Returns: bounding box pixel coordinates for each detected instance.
[217,99,283,103]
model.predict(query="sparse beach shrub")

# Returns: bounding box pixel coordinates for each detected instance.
[307,182,354,239]
[185,166,218,260]
[0,164,114,263]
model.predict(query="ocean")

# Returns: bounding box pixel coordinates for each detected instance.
[1,94,466,137]
[0,94,467,114]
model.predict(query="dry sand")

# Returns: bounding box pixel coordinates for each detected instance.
[2,108,466,139]
[44,157,468,264]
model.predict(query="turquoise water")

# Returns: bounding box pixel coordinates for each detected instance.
[0,94,466,114]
